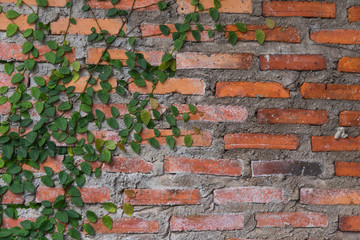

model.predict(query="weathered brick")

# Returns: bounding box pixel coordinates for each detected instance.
[88,0,159,10]
[252,160,322,177]
[256,212,328,227]
[124,189,201,205]
[170,214,244,231]
[301,83,360,101]
[0,13,33,31]
[335,162,360,177]
[2,218,37,228]
[66,76,117,93]
[263,1,335,18]
[339,111,360,126]
[177,52,253,69]
[214,187,287,204]
[300,188,360,205]
[2,191,24,204]
[91,103,128,118]
[216,82,290,98]
[164,157,242,176]
[312,136,360,151]
[22,156,63,173]
[90,156,153,173]
[257,109,328,125]
[36,187,110,203]
[339,216,360,231]
[140,24,212,41]
[348,6,360,22]
[310,30,360,45]
[0,0,66,7]
[0,102,11,115]
[177,0,252,14]
[0,73,29,87]
[89,218,159,233]
[260,54,326,71]
[87,48,163,65]
[225,25,300,43]
[337,57,360,73]
[141,129,212,147]
[128,78,205,95]
[224,133,299,150]
[51,18,126,35]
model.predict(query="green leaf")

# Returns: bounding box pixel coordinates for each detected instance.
[105,140,116,150]
[122,203,134,216]
[102,202,117,213]
[157,1,167,10]
[106,117,119,129]
[174,39,183,50]
[166,115,176,126]
[106,8,118,17]
[68,228,80,240]
[183,112,190,122]
[41,175,54,187]
[229,31,238,46]
[102,216,113,230]
[4,63,14,75]
[159,25,170,35]
[83,223,95,235]
[35,101,44,114]
[23,28,33,37]
[266,18,275,29]
[5,10,20,19]
[128,37,135,46]
[255,29,265,44]
[208,30,214,38]
[214,0,221,8]
[100,149,111,163]
[140,110,151,126]
[55,211,69,223]
[166,136,175,149]
[27,13,38,23]
[54,117,67,131]
[7,164,21,175]
[148,137,159,148]
[130,142,140,154]
[184,134,193,147]
[69,17,76,24]
[24,59,35,70]
[36,0,47,7]
[192,30,200,41]
[26,131,37,146]
[235,22,247,33]
[44,52,56,63]
[58,102,72,111]
[44,166,54,176]
[98,90,109,103]
[209,8,219,21]
[46,40,58,50]
[72,61,80,71]
[171,105,179,116]
[22,42,33,54]
[124,114,133,128]
[6,23,18,37]
[134,78,145,87]
[162,53,173,62]
[80,162,92,176]
[96,110,105,122]
[86,210,98,223]
[34,29,44,41]
[188,104,197,114]
[11,73,24,84]
[111,106,119,118]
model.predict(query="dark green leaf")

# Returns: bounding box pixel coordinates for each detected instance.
[255,29,265,44]
[229,31,237,46]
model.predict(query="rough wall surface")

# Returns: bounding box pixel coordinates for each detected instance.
[1,0,360,239]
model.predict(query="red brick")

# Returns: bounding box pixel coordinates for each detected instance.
[0,42,75,62]
[91,103,128,118]
[300,188,360,205]
[260,54,326,71]
[177,0,252,14]
[335,162,360,177]
[88,0,159,10]
[214,187,287,204]
[177,52,253,69]
[0,73,29,88]
[337,57,360,73]
[140,24,212,41]
[2,191,24,204]
[141,129,212,147]
[89,218,159,233]
[252,160,322,177]
[124,189,201,205]
[310,30,360,45]
[87,48,163,65]
[22,156,63,173]
[66,76,117,93]
[216,82,290,98]
[339,111,360,126]
[300,83,360,101]
[263,1,335,18]
[312,136,360,151]
[0,0,66,6]
[0,102,11,115]
[225,25,300,43]
[164,157,242,176]
[36,187,110,203]
[256,212,328,227]
[2,218,36,228]
[257,109,328,125]
[0,13,33,31]
[90,156,153,173]
[128,78,205,95]
[339,216,360,231]
[51,18,126,35]
[348,6,360,22]
[224,133,299,150]
[170,214,244,231]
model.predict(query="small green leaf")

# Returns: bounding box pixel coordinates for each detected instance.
[55,211,69,223]
[140,110,151,126]
[162,53,173,62]
[111,106,119,118]
[265,18,275,29]
[5,10,20,19]
[58,102,72,111]
[36,0,47,7]
[166,136,175,149]
[106,118,119,130]
[71,61,80,71]
[171,105,179,116]
[27,13,38,23]
[4,63,14,75]
[46,40,58,50]
[11,73,24,84]
[159,25,170,35]
[183,112,190,122]
[208,30,214,38]
[102,202,117,213]
[86,210,98,223]
[157,1,167,10]
[122,203,134,216]
[148,137,159,148]
[22,42,33,54]
[68,228,80,240]
[235,22,247,33]
[214,0,221,8]
[100,149,111,163]
[209,8,219,21]
[83,223,95,235]
[255,29,265,44]
[229,31,238,46]
[6,23,18,37]
[184,135,193,147]
[130,142,140,154]
[102,216,113,230]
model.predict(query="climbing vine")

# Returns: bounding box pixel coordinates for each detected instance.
[0,0,274,238]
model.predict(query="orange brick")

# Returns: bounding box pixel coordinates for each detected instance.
[260,54,326,71]
[339,111,360,126]
[339,216,360,231]
[22,156,63,173]
[216,82,290,98]
[124,189,201,205]
[224,133,299,150]
[88,0,159,10]
[301,188,360,205]
[2,191,24,204]
[36,187,110,203]
[91,103,128,118]
[87,48,163,66]
[51,18,126,35]
[224,25,300,43]
[177,0,252,14]
[300,83,360,101]
[263,1,335,18]
[177,52,253,69]
[348,6,360,22]
[312,136,360,151]
[140,24,212,41]
[90,156,153,173]
[170,214,244,231]
[256,212,328,227]
[0,13,33,31]
[310,30,360,45]
[66,76,117,93]
[0,0,66,6]
[141,129,212,147]
[89,218,159,233]
[2,218,36,228]
[338,57,360,73]
[214,187,287,204]
[257,109,328,125]
[128,78,205,95]
[335,162,360,177]
[164,157,242,176]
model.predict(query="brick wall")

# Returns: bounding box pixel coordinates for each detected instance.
[1,0,360,239]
